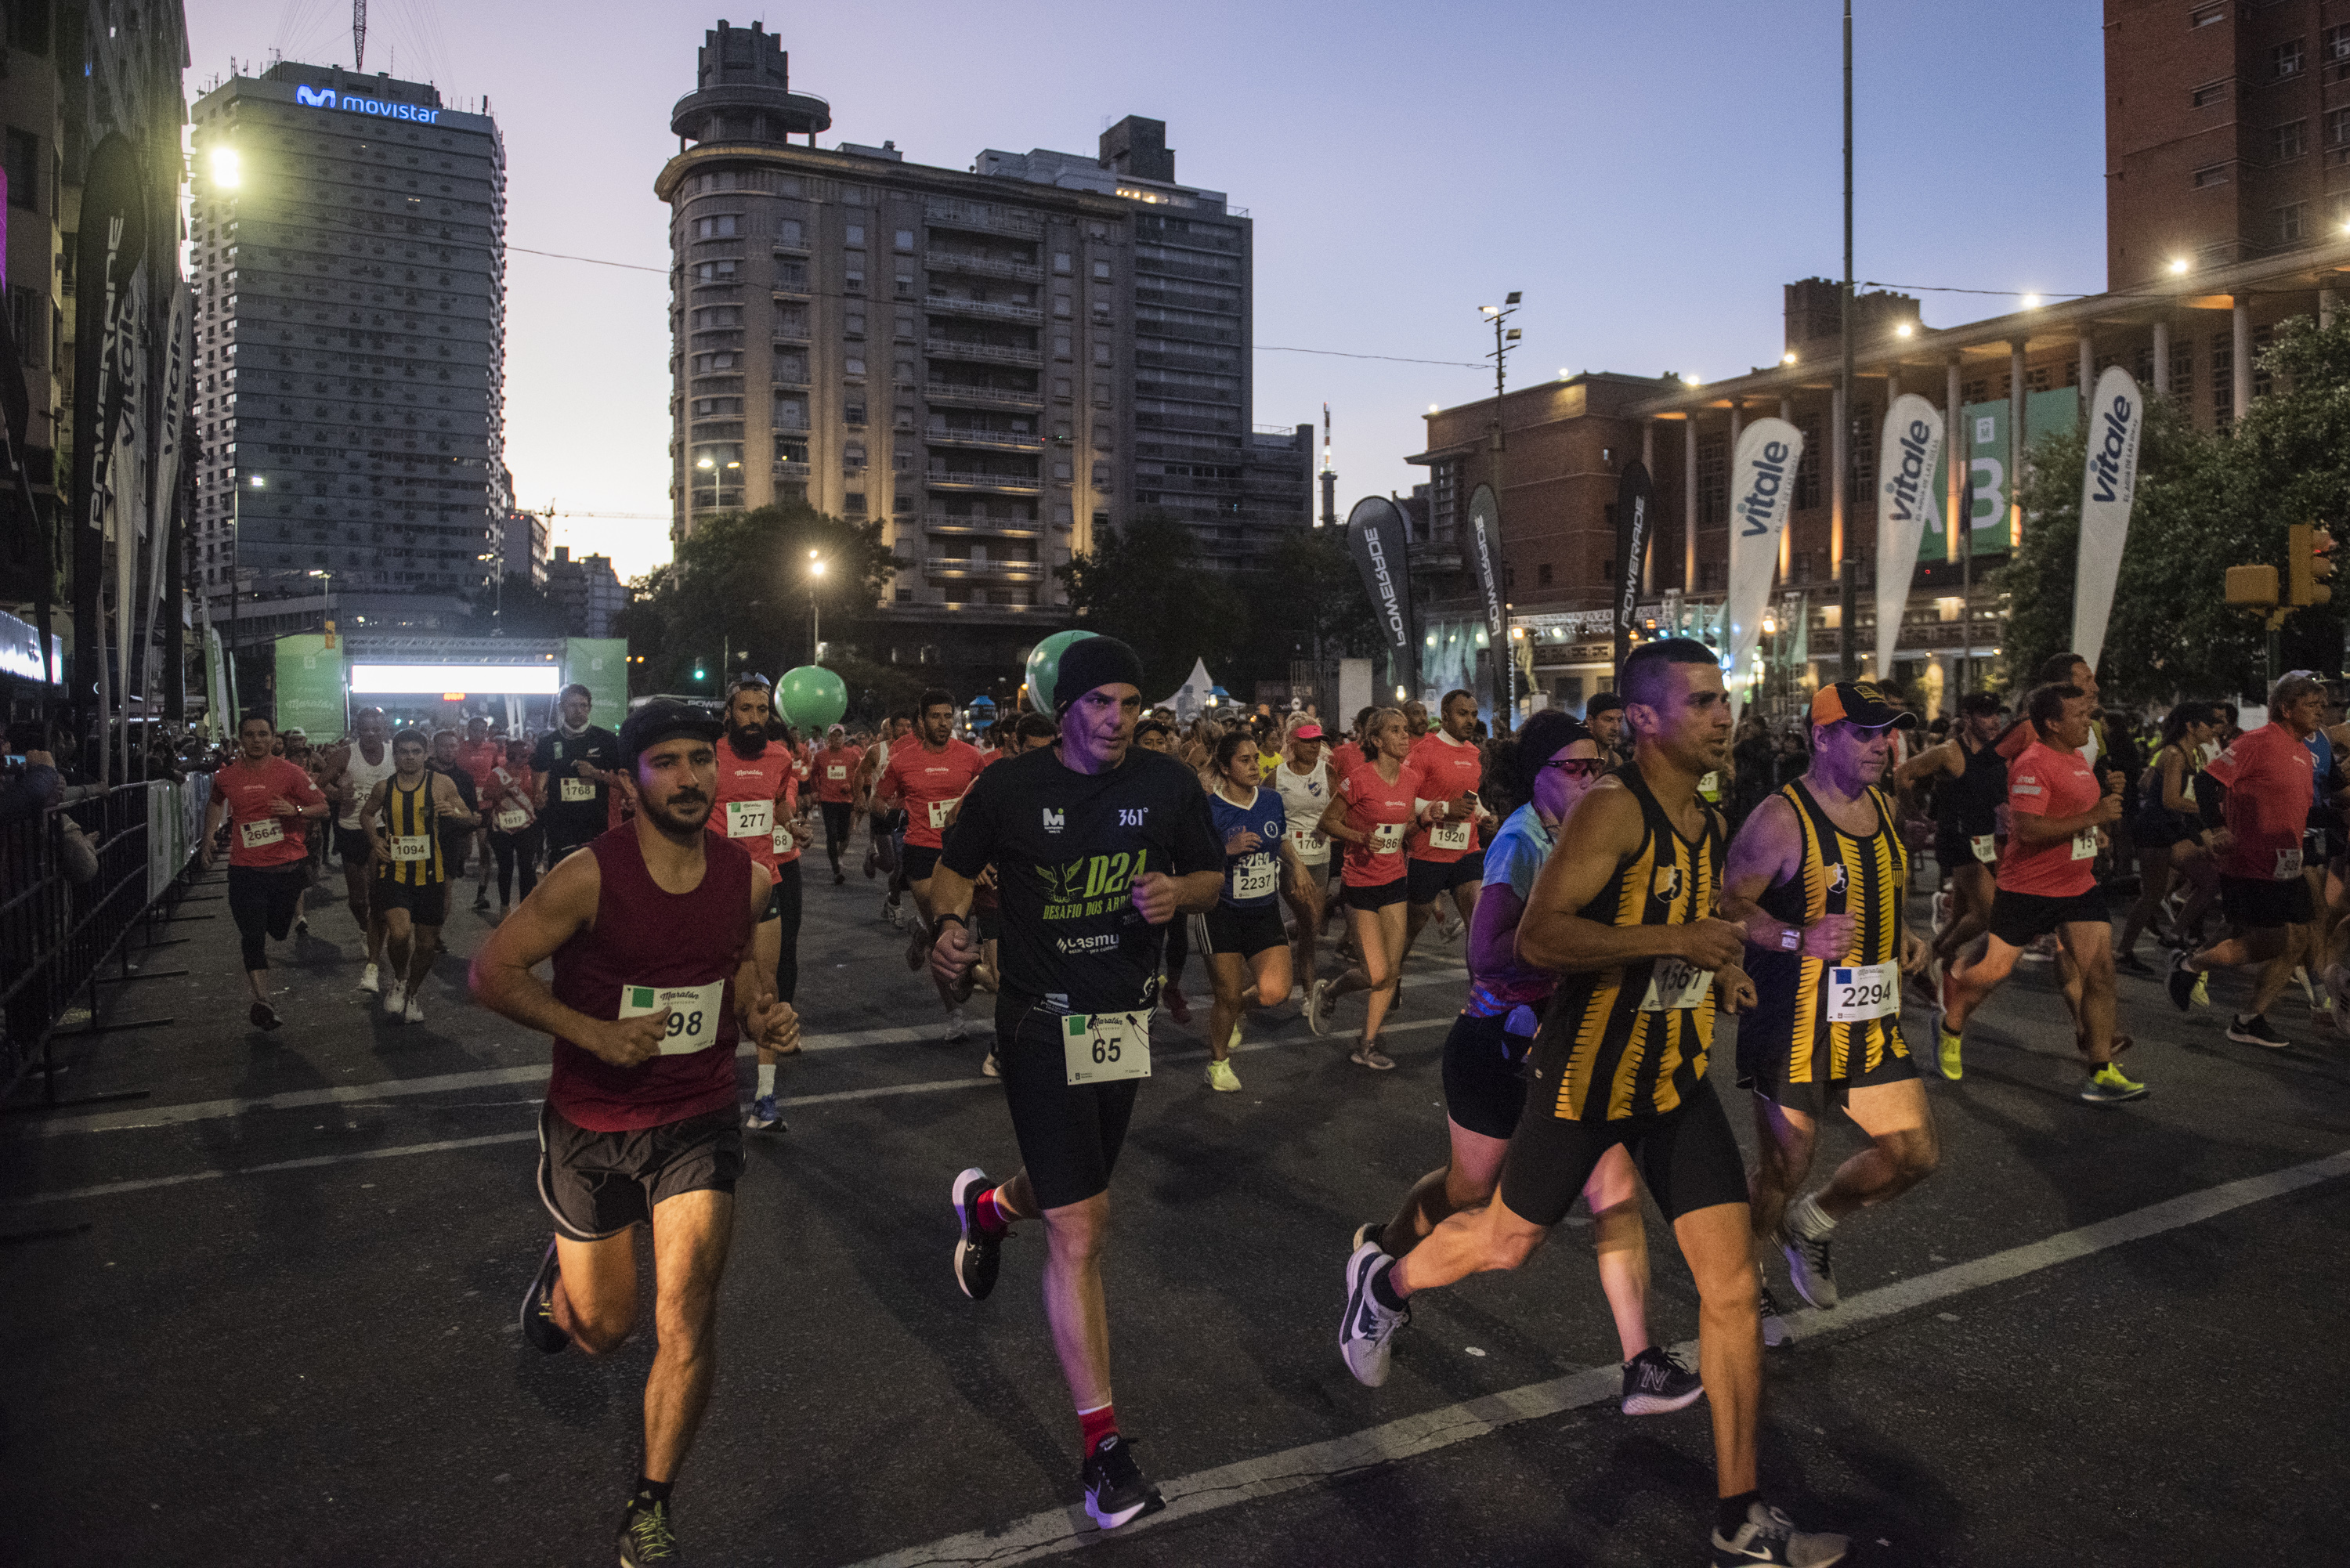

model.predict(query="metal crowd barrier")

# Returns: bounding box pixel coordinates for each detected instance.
[2,775,209,1111]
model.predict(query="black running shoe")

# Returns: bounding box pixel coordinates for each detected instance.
[951,1167,1001,1301]
[1710,1499,1848,1566]
[249,1000,282,1031]
[1079,1433,1165,1530]
[1758,1274,1794,1347]
[2115,950,2153,977]
[2167,948,2207,1012]
[2226,1011,2290,1049]
[1620,1346,1705,1414]
[618,1500,680,1566]
[519,1239,569,1354]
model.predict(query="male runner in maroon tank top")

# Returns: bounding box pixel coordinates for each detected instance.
[470,699,800,1568]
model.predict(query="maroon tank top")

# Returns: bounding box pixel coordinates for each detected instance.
[546,822,754,1132]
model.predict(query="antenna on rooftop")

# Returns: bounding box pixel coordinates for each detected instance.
[353,0,367,70]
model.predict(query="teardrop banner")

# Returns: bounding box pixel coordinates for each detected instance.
[1723,418,1806,710]
[1465,482,1508,714]
[2071,365,2145,674]
[1345,495,1416,702]
[1875,394,1945,678]
[1611,460,1652,677]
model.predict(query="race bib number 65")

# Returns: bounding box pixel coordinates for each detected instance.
[1063,1010,1152,1086]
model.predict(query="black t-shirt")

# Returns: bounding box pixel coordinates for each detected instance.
[532,726,622,842]
[431,762,478,846]
[942,744,1221,1013]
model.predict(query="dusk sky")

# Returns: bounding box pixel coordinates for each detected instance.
[190,2,2107,583]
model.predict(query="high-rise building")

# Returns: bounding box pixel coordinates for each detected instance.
[186,63,507,631]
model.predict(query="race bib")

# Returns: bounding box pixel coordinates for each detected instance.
[1639,957,1713,1012]
[1428,818,1473,853]
[496,805,530,831]
[1369,821,1405,854]
[826,764,848,781]
[2070,829,2097,862]
[772,825,797,858]
[1969,833,1998,865]
[1826,960,1901,1024]
[2276,846,2305,881]
[1697,771,1722,803]
[1063,1010,1152,1085]
[238,818,284,849]
[725,799,773,839]
[1288,825,1328,856]
[620,980,726,1056]
[1233,854,1278,901]
[388,834,431,862]
[559,776,596,804]
[928,796,960,830]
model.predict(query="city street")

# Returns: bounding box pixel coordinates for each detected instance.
[3,860,2345,1567]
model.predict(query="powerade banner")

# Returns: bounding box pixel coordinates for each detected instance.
[1343,496,1415,700]
[564,638,631,729]
[1723,418,1806,710]
[1875,395,1944,677]
[273,634,349,742]
[2071,366,2144,674]
[1464,482,1506,710]
[1612,461,1652,675]
[139,284,192,707]
[67,132,147,739]
[1921,388,2077,562]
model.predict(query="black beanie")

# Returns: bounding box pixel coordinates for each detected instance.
[1054,634,1147,711]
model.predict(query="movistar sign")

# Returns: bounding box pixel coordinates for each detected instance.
[295,84,442,124]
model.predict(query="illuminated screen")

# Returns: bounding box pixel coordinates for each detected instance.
[348,663,563,695]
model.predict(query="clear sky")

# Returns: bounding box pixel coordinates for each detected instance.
[190,1,2107,583]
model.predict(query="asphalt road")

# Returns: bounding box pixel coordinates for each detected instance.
[3,849,2345,1568]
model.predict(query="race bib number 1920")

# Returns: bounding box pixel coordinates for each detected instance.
[1063,1010,1152,1085]
[620,980,726,1056]
[1638,958,1714,1013]
[1428,818,1472,852]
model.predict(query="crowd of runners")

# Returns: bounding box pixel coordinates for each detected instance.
[186,641,2350,1568]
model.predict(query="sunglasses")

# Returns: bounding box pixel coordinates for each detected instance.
[1542,758,1609,777]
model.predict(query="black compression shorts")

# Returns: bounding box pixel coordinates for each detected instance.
[1197,901,1288,959]
[1441,1010,1535,1140]
[993,995,1143,1211]
[902,844,943,883]
[2220,873,2313,930]
[1987,887,2108,947]
[371,878,448,927]
[1343,879,1409,912]
[1408,849,1486,904]
[1498,1077,1747,1227]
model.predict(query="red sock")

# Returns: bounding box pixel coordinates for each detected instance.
[975,1185,1011,1236]
[1079,1402,1119,1457]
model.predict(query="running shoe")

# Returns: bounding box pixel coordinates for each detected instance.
[945,1006,970,1042]
[519,1239,569,1354]
[618,1501,678,1566]
[2167,949,2207,1011]
[863,843,878,879]
[1435,914,1462,945]
[1350,1039,1395,1071]
[1936,1025,1963,1082]
[1304,978,1332,1036]
[905,927,929,971]
[2296,965,2316,1007]
[980,1051,1001,1078]
[1206,1058,1242,1092]
[1079,1433,1165,1530]
[883,894,902,930]
[2116,950,2154,977]
[1710,1500,1849,1568]
[403,996,425,1025]
[2229,1012,2290,1049]
[833,868,846,886]
[357,962,380,994]
[2078,1061,2150,1104]
[744,1093,785,1133]
[291,914,310,938]
[950,1166,1002,1302]
[1350,1219,1386,1252]
[1166,985,1191,1025]
[1781,1226,1838,1310]
[1758,1273,1794,1347]
[383,981,407,1017]
[1339,1241,1408,1386]
[249,1000,282,1031]
[1620,1346,1705,1415]
[472,888,491,912]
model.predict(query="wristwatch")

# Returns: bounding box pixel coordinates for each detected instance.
[932,912,969,940]
[1778,926,1802,952]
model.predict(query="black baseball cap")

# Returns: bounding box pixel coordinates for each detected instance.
[1586,692,1625,717]
[1812,681,1918,730]
[619,699,725,766]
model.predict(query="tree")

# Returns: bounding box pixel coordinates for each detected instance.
[1236,526,1383,674]
[1058,510,1248,695]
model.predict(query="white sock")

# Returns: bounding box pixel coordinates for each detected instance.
[756,1063,776,1097]
[1789,1192,1836,1237]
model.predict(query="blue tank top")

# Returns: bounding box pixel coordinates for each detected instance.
[1208,784,1288,907]
[2307,728,2334,815]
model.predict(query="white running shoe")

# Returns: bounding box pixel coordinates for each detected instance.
[357,962,381,994]
[1305,978,1332,1036]
[1339,1241,1408,1387]
[383,981,407,1017]
[945,1006,969,1042]
[403,996,425,1024]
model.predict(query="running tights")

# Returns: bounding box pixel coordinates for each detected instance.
[227,864,306,971]
[490,824,544,905]
[772,857,803,1004]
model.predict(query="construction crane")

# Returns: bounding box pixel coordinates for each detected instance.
[535,507,667,521]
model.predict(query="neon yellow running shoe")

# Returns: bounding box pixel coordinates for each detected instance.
[2079,1060,2149,1104]
[1937,1028,1963,1082]
[1206,1057,1242,1092]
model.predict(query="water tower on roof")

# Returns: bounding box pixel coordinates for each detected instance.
[669,19,831,148]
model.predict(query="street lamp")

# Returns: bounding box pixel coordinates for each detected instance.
[805,548,827,665]
[306,568,336,637]
[1480,291,1523,721]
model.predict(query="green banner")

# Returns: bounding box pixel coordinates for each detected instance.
[564,638,630,731]
[1922,388,2079,562]
[273,634,349,740]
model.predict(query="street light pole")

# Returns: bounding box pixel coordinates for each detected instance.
[807,549,826,666]
[1481,292,1523,724]
[1837,0,1859,681]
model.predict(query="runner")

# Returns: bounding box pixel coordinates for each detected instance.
[813,724,864,885]
[1195,731,1310,1091]
[360,728,480,1024]
[975,713,1062,1075]
[711,677,813,1133]
[1325,706,1374,780]
[1585,691,1627,765]
[1402,698,1431,740]
[1401,688,1492,959]
[2116,702,2219,970]
[430,729,482,925]
[856,713,913,912]
[1130,717,1196,1025]
[1936,684,2146,1100]
[316,706,397,991]
[280,726,324,937]
[1353,710,1703,1416]
[455,715,504,911]
[474,699,798,1568]
[1723,682,1938,1336]
[1337,638,1847,1568]
[2168,671,2327,1047]
[1271,717,1335,990]
[483,736,542,912]
[201,713,332,1029]
[876,689,988,1039]
[931,634,1221,1530]
[533,683,624,865]
[1894,691,2006,976]
[1307,707,1448,1070]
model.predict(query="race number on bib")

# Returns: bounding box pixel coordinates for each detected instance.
[238,818,285,850]
[725,799,773,839]
[620,980,726,1056]
[1369,821,1405,854]
[388,834,432,862]
[2276,847,2305,881]
[772,826,797,858]
[559,776,596,804]
[1639,958,1714,1013]
[496,805,530,831]
[1063,1010,1152,1086]
[1233,854,1278,901]
[826,764,848,781]
[1969,833,1998,865]
[928,796,960,830]
[1826,960,1902,1024]
[2070,829,2098,862]
[1427,818,1473,853]
[1288,826,1327,857]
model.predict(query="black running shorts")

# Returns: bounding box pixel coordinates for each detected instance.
[372,877,448,927]
[1197,901,1288,959]
[1934,828,1998,875]
[1342,879,1409,912]
[2219,873,2314,931]
[1441,1010,1534,1140]
[334,825,374,866]
[1498,1078,1747,1227]
[1986,887,2107,948]
[902,844,943,883]
[994,995,1143,1212]
[536,1103,745,1242]
[1407,849,1486,905]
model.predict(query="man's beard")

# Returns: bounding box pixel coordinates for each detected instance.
[730,724,768,757]
[641,789,709,842]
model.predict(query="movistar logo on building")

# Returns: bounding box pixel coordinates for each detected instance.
[295,84,443,123]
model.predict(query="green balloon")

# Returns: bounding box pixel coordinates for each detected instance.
[1024,629,1098,717]
[776,664,848,732]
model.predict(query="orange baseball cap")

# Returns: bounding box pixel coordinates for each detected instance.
[1810,681,1917,730]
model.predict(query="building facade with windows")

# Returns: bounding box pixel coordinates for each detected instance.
[186,62,507,636]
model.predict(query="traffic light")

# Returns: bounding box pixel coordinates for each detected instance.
[2288,522,2336,607]
[692,663,707,682]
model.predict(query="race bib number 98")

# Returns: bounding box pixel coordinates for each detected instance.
[1826,961,1901,1024]
[620,980,726,1056]
[1063,1010,1152,1086]
[1639,957,1714,1013]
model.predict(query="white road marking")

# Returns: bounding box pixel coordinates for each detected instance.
[837,1146,2350,1568]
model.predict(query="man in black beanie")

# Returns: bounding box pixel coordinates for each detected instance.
[925,633,1224,1531]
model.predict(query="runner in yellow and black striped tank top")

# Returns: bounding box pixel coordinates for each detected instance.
[375,767,446,887]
